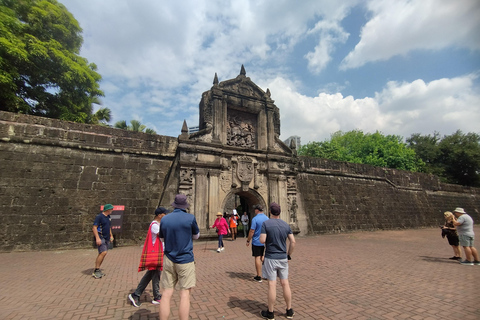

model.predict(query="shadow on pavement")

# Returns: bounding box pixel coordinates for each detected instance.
[419,255,459,264]
[228,296,266,318]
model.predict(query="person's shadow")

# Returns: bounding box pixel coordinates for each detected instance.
[419,255,459,264]
[226,271,252,280]
[228,296,266,318]
[128,309,157,320]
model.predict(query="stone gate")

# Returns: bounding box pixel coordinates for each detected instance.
[160,66,305,234]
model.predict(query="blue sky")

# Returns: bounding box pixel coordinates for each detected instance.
[58,0,480,144]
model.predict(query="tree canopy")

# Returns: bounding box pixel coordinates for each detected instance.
[0,0,103,122]
[299,130,425,172]
[407,130,480,186]
[114,119,156,134]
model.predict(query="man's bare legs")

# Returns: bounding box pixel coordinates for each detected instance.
[159,288,191,320]
[255,256,263,277]
[463,246,480,261]
[267,280,276,312]
[159,288,173,320]
[95,251,107,269]
[280,278,292,310]
[178,289,191,320]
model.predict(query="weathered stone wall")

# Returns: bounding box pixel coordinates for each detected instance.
[0,112,177,251]
[1,111,479,252]
[297,157,480,234]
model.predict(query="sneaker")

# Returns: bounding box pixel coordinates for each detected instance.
[260,310,275,320]
[217,248,221,253]
[459,260,474,265]
[286,308,294,319]
[220,247,225,251]
[253,276,262,282]
[473,260,480,265]
[151,296,161,305]
[92,269,103,279]
[128,294,142,307]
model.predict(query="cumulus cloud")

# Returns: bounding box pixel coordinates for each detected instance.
[341,0,480,69]
[269,74,480,143]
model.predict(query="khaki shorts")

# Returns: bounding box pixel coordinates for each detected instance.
[161,255,196,290]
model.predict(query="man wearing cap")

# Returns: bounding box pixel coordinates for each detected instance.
[128,207,169,307]
[246,204,269,282]
[452,207,480,265]
[92,204,114,279]
[259,203,296,320]
[159,194,200,320]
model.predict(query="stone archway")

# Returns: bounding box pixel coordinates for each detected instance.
[222,188,265,214]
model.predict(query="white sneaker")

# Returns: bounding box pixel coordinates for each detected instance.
[220,247,225,251]
[217,248,221,253]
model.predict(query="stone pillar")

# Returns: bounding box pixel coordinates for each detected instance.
[208,169,221,226]
[194,168,208,229]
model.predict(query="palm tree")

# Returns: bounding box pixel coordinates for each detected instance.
[114,120,156,134]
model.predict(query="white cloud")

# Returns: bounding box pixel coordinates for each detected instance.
[269,74,480,143]
[341,0,480,69]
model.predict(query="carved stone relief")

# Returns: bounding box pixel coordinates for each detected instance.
[287,194,298,223]
[226,109,256,148]
[180,168,194,184]
[220,171,231,193]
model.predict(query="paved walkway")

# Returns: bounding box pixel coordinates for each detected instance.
[0,226,479,320]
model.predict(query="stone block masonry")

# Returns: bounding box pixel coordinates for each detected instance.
[297,157,480,234]
[0,111,479,251]
[0,112,177,251]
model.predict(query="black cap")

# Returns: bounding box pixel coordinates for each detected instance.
[155,207,169,216]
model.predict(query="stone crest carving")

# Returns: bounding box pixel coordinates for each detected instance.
[180,168,194,184]
[237,156,254,183]
[220,171,231,193]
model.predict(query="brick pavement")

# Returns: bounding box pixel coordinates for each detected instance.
[0,226,479,320]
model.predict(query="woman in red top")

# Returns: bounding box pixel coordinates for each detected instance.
[211,212,229,252]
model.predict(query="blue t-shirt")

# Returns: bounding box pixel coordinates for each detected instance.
[93,213,111,240]
[159,209,200,264]
[251,213,269,247]
[261,218,292,259]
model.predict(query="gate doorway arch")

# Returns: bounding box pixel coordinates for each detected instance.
[222,188,266,235]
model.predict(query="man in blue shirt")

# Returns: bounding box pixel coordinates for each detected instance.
[246,204,269,282]
[159,194,200,320]
[260,203,296,320]
[92,204,114,279]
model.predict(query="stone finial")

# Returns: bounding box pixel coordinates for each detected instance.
[179,120,189,139]
[289,138,297,150]
[266,88,271,97]
[240,64,246,76]
[213,73,218,86]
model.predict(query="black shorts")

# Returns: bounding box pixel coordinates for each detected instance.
[447,235,459,246]
[252,245,265,257]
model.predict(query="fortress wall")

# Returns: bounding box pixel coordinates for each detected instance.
[0,112,177,251]
[297,157,480,234]
[0,111,479,251]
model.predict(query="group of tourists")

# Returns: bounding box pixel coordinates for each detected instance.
[92,195,295,320]
[441,207,479,265]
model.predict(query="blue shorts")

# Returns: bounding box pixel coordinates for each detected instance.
[98,238,109,253]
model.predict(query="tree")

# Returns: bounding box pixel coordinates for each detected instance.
[407,131,480,186]
[114,119,156,134]
[438,131,480,186]
[406,132,443,176]
[299,130,424,172]
[0,0,103,122]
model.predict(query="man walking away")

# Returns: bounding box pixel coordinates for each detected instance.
[246,204,269,282]
[260,203,296,320]
[159,194,200,320]
[92,204,114,279]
